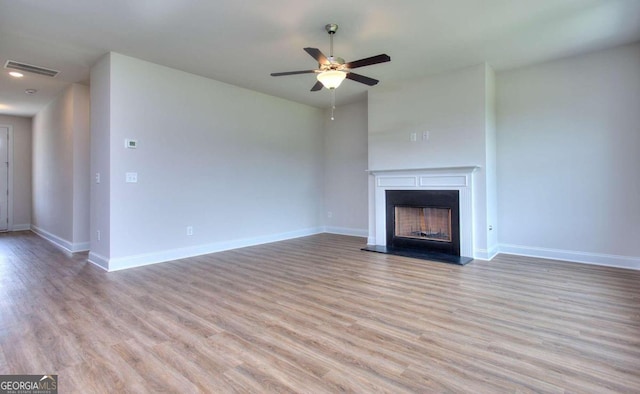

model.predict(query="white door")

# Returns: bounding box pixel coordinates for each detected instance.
[0,127,8,231]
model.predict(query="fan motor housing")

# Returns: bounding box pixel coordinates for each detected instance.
[325,24,339,34]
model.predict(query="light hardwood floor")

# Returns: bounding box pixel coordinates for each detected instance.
[1,231,639,393]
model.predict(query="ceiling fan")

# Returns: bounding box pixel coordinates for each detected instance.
[270,23,391,92]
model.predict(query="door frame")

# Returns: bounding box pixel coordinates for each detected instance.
[0,124,14,232]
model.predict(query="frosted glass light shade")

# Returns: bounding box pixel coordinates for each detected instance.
[317,70,346,89]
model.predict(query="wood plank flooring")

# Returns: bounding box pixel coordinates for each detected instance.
[1,231,639,393]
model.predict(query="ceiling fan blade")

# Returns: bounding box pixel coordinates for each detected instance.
[346,72,379,86]
[310,81,323,91]
[345,54,391,69]
[304,47,329,65]
[271,70,317,77]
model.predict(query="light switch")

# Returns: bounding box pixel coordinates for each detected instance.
[95,172,101,184]
[126,172,138,183]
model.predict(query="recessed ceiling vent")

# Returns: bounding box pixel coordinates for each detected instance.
[4,60,59,77]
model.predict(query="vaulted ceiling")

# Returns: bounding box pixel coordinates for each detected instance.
[1,0,639,116]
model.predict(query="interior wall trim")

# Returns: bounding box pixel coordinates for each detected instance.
[499,243,640,270]
[88,252,109,271]
[103,227,325,271]
[31,225,90,253]
[323,226,368,238]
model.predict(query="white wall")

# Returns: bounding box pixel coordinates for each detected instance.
[17,42,637,272]
[368,64,497,258]
[484,66,498,252]
[323,99,369,237]
[0,114,31,230]
[32,83,90,252]
[33,87,74,244]
[89,54,112,260]
[91,53,325,270]
[497,42,640,268]
[72,85,90,247]
[368,64,487,171]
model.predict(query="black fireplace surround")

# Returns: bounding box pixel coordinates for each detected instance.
[386,190,461,256]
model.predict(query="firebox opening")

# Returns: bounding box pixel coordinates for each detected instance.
[394,206,452,243]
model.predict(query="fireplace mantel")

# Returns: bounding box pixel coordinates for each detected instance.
[368,166,480,176]
[369,166,479,258]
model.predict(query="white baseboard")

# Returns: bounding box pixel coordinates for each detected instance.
[323,226,368,238]
[499,243,640,270]
[74,242,90,252]
[70,229,640,272]
[88,252,109,271]
[11,224,31,231]
[474,245,500,261]
[105,227,324,271]
[31,225,90,253]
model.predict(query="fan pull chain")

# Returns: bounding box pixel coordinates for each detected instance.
[331,89,336,120]
[329,24,337,120]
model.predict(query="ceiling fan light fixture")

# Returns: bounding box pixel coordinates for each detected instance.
[317,70,346,89]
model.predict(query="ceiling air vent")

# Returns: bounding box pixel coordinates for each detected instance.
[4,60,59,77]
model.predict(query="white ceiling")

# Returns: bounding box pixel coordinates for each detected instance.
[1,0,639,117]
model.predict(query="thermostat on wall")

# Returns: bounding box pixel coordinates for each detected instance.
[125,139,138,149]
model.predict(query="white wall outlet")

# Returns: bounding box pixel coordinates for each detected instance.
[327,211,333,218]
[186,226,194,236]
[97,230,101,241]
[410,132,417,142]
[125,172,138,183]
[95,172,100,184]
[125,139,138,149]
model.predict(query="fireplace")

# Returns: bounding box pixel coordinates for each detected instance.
[386,190,460,256]
[365,167,478,265]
